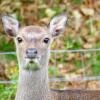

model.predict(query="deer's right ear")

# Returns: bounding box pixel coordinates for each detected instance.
[49,14,67,38]
[2,15,19,37]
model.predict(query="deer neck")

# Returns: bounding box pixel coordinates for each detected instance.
[15,50,51,100]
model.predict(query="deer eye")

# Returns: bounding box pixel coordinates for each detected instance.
[43,38,50,44]
[17,37,23,43]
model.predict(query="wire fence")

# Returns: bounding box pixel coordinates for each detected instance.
[0,48,100,84]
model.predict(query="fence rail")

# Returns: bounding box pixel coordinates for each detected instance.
[0,48,100,55]
[0,76,100,84]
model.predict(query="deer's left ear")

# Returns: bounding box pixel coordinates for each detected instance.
[2,15,19,37]
[49,14,67,37]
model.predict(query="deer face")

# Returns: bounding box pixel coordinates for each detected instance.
[16,26,52,59]
[2,14,67,70]
[15,26,53,70]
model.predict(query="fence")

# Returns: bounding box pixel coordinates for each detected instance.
[0,48,100,85]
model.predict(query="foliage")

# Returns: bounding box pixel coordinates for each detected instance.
[0,0,100,99]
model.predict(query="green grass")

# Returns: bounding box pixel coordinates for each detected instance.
[0,84,16,100]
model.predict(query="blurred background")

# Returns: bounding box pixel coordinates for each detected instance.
[0,0,100,100]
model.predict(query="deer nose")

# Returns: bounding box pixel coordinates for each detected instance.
[26,48,37,59]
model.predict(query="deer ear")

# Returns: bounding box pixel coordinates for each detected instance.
[49,14,67,37]
[2,15,19,37]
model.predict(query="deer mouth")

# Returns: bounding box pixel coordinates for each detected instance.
[24,58,40,71]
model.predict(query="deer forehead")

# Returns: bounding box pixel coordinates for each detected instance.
[23,26,47,33]
[17,26,50,41]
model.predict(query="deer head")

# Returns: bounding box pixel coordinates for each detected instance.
[2,14,67,71]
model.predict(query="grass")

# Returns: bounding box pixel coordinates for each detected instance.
[0,84,16,100]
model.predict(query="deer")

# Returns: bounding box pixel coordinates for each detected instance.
[2,14,100,100]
